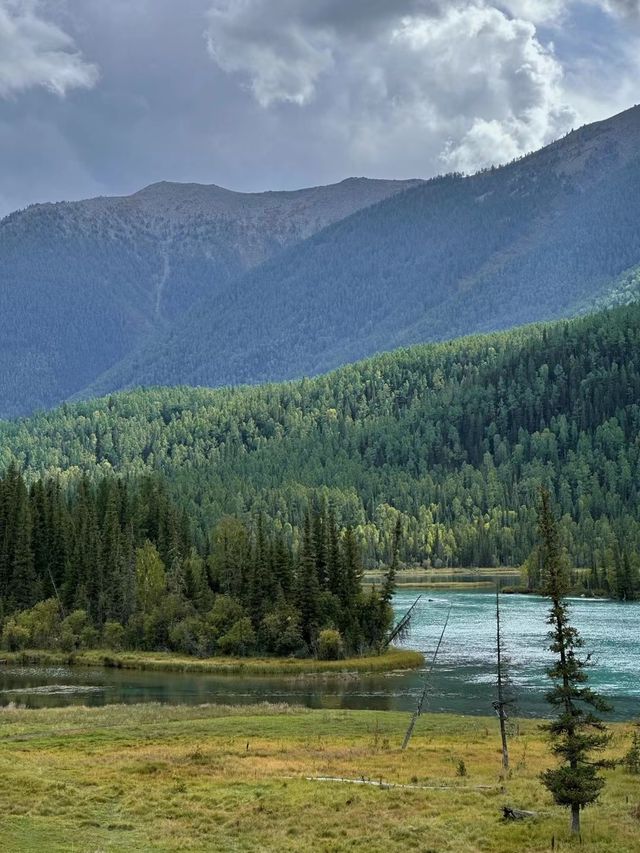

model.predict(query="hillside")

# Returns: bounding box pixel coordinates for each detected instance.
[87,104,640,397]
[0,177,419,418]
[3,303,639,587]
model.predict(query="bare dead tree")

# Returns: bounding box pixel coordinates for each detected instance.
[493,584,513,773]
[402,604,452,750]
[383,594,422,649]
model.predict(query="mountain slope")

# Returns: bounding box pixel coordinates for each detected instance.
[87,104,640,396]
[0,177,419,418]
[3,303,640,574]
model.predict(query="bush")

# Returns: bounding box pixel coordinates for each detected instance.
[1,619,30,651]
[168,617,206,656]
[103,621,126,651]
[79,626,100,649]
[207,596,245,640]
[259,608,306,657]
[22,599,62,649]
[60,610,91,651]
[317,628,344,661]
[217,617,256,656]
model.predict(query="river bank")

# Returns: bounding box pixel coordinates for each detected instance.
[0,702,637,852]
[0,647,423,677]
[363,566,521,589]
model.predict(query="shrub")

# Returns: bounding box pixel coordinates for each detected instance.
[168,617,206,656]
[317,628,344,661]
[79,626,100,649]
[1,619,30,651]
[207,596,245,640]
[103,621,126,651]
[60,610,91,651]
[259,608,306,657]
[217,617,256,656]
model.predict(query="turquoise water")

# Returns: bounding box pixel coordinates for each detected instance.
[0,589,637,718]
[393,588,640,720]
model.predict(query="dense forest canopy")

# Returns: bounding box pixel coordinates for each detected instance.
[2,303,639,598]
[0,469,393,657]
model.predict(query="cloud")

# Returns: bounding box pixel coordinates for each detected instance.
[204,0,576,174]
[598,0,640,15]
[498,0,568,24]
[0,0,98,98]
[0,0,638,216]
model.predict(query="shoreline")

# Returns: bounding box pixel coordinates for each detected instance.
[0,647,424,677]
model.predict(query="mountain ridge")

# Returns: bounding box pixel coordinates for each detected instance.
[83,104,640,398]
[0,175,421,418]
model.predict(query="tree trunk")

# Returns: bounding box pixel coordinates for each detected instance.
[499,718,509,771]
[495,587,509,771]
[571,804,580,834]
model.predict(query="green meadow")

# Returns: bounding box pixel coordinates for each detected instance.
[0,703,637,852]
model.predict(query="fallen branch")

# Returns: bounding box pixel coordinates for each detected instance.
[302,775,495,791]
[502,806,538,821]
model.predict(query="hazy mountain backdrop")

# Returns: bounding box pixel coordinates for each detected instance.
[0,177,420,418]
[3,105,640,419]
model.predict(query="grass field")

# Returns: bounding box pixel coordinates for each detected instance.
[0,648,423,676]
[0,703,637,852]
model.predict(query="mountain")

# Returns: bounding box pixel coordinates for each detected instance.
[0,177,420,418]
[3,303,639,579]
[86,104,640,398]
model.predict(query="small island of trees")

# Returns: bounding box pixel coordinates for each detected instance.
[0,468,395,660]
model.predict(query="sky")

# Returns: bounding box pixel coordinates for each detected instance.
[0,0,638,216]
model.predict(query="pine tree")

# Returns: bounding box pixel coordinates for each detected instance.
[382,516,401,606]
[11,478,37,610]
[326,506,343,598]
[296,511,320,648]
[538,487,612,835]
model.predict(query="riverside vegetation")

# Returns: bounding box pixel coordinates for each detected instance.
[0,470,397,661]
[0,490,636,851]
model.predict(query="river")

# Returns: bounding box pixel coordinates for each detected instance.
[1,589,638,719]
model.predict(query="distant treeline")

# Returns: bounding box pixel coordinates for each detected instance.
[2,305,640,597]
[0,469,394,657]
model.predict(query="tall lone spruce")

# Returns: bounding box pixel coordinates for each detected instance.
[537,487,611,835]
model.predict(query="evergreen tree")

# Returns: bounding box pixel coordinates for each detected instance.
[296,511,321,648]
[538,488,612,835]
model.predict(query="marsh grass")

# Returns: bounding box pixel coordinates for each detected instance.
[0,703,638,851]
[0,647,423,676]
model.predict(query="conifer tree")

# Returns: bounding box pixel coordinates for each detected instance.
[538,487,611,835]
[296,511,320,648]
[326,506,343,598]
[11,480,37,610]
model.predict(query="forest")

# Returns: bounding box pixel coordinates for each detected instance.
[0,469,394,657]
[0,305,640,604]
[1,303,639,599]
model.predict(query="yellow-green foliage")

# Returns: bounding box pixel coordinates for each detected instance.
[0,704,637,852]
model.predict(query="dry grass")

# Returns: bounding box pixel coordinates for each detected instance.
[0,703,638,852]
